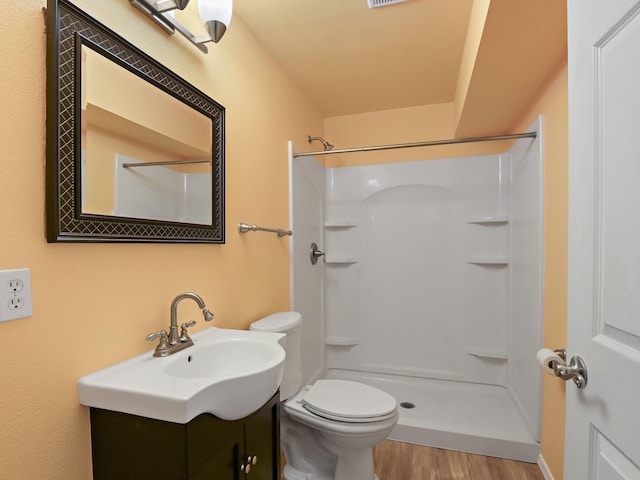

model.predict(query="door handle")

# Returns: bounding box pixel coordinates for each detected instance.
[310,242,325,265]
[552,355,588,389]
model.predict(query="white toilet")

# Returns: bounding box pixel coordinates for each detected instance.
[250,312,398,480]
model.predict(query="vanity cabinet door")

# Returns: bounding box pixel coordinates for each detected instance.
[188,428,243,480]
[243,394,280,480]
[90,408,189,480]
[187,413,244,477]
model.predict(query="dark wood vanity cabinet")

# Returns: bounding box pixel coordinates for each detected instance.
[89,392,280,480]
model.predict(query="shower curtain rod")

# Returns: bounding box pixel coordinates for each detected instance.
[122,159,211,169]
[292,131,537,158]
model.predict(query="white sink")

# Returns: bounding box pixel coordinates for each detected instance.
[78,327,285,423]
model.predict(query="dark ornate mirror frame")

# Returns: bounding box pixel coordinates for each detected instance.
[46,0,225,243]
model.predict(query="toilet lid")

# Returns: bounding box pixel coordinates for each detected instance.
[301,380,397,422]
[250,312,302,333]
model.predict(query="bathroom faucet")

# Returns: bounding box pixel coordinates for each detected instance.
[146,292,214,357]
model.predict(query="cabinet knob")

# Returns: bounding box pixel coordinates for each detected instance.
[241,456,258,474]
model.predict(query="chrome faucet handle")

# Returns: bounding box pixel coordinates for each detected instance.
[180,320,197,342]
[145,330,169,352]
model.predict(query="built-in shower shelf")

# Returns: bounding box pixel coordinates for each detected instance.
[466,257,508,265]
[466,216,509,225]
[324,220,358,228]
[325,337,359,346]
[466,347,508,360]
[325,257,358,264]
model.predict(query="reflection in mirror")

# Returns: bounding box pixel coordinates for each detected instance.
[45,0,225,243]
[80,46,213,225]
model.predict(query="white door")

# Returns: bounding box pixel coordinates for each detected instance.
[566,0,640,478]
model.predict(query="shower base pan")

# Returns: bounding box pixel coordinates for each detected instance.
[325,369,540,463]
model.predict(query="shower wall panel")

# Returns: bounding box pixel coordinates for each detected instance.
[113,153,211,224]
[507,120,544,441]
[324,155,512,385]
[289,148,325,383]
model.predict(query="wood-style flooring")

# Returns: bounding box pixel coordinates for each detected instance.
[372,440,545,480]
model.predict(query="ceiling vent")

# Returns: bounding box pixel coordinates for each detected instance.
[368,0,411,8]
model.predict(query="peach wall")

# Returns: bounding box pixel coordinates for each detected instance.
[323,102,513,168]
[0,1,322,479]
[83,126,183,215]
[454,0,490,129]
[514,60,568,480]
[84,46,212,155]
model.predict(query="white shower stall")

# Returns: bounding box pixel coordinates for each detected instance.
[288,120,543,462]
[111,153,212,224]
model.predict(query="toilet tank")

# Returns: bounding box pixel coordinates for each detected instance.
[250,312,302,401]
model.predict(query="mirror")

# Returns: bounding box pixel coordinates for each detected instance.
[46,0,225,243]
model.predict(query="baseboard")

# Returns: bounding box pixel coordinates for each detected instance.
[538,454,555,480]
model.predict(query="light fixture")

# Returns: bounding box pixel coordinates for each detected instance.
[367,0,411,7]
[130,0,233,53]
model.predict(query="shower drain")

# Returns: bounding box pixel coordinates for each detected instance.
[399,401,416,409]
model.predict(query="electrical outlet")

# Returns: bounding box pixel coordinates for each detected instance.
[0,269,32,322]
[8,296,25,309]
[8,279,24,293]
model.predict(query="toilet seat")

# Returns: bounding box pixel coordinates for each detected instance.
[301,379,397,423]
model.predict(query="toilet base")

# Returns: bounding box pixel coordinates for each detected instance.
[281,406,385,480]
[332,446,376,480]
